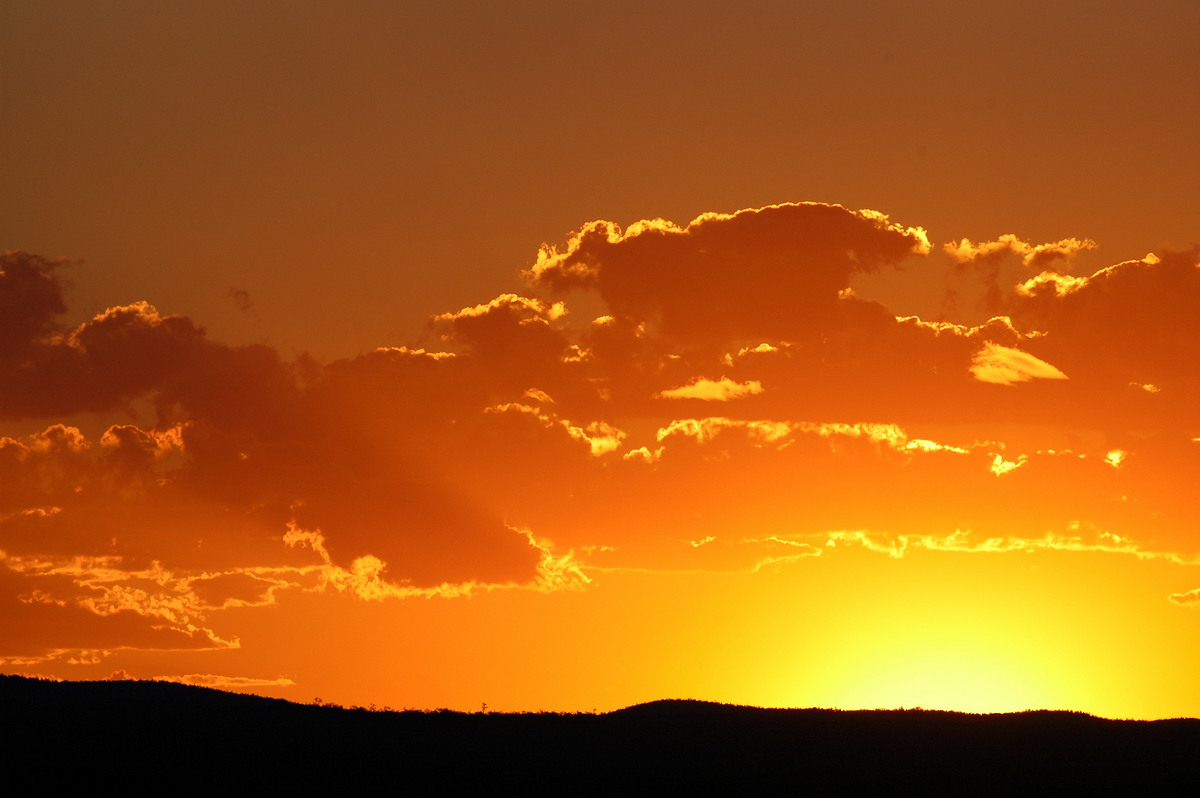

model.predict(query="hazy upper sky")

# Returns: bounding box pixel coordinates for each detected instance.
[2,1,1198,718]
[7,0,1197,357]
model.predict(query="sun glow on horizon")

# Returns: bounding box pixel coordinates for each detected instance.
[816,645,1055,715]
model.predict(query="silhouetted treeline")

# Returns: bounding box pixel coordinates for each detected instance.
[3,675,1198,793]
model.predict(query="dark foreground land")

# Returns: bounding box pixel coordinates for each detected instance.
[3,675,1198,793]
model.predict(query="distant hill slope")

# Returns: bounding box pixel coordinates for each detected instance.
[4,676,1198,792]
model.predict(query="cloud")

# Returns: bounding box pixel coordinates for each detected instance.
[656,417,793,447]
[484,400,625,456]
[988,453,1027,476]
[153,673,296,689]
[946,234,1096,270]
[657,377,764,401]
[188,572,290,610]
[528,202,930,343]
[1168,588,1200,608]
[969,342,1069,385]
[0,251,69,358]
[818,524,1197,564]
[0,554,235,664]
[282,523,589,600]
[1012,248,1200,400]
[4,301,208,420]
[433,293,567,361]
[226,287,253,313]
[3,203,1199,676]
[0,288,562,594]
[1104,449,1127,469]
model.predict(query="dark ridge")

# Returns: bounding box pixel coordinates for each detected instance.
[0,672,296,709]
[4,675,1198,792]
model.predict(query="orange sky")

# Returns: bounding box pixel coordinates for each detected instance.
[2,1,1198,719]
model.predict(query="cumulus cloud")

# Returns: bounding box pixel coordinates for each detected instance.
[528,202,930,343]
[988,453,1027,476]
[0,251,69,357]
[434,294,566,350]
[945,234,1096,270]
[1012,248,1200,395]
[0,256,601,665]
[0,294,208,419]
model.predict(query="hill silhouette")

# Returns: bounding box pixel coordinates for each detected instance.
[3,676,1197,792]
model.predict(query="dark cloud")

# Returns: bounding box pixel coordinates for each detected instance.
[0,251,68,360]
[0,298,206,419]
[0,255,555,610]
[528,203,930,344]
[227,287,253,313]
[1014,248,1200,383]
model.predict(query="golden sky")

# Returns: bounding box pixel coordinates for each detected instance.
[2,1,1198,719]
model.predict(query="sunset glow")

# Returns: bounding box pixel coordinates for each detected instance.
[3,1,1198,721]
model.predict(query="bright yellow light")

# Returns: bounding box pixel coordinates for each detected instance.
[760,548,1074,715]
[822,644,1054,713]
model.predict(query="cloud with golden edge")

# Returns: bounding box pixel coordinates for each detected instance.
[154,673,297,689]
[1015,271,1091,298]
[484,399,625,455]
[282,522,589,601]
[650,417,995,468]
[818,524,1200,564]
[527,202,930,342]
[655,417,793,446]
[969,342,1068,385]
[989,453,1027,476]
[1104,449,1128,468]
[945,234,1096,269]
[0,551,251,651]
[741,535,825,572]
[432,293,569,362]
[657,377,764,401]
[1168,588,1200,608]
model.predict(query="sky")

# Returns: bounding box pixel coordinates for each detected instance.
[2,0,1198,719]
